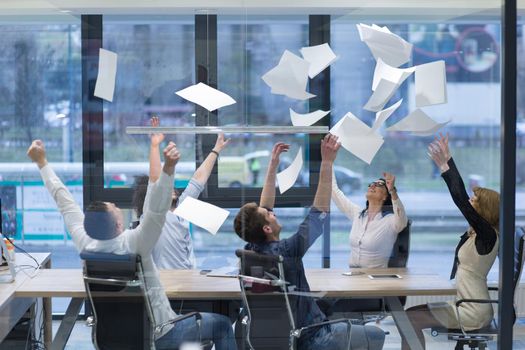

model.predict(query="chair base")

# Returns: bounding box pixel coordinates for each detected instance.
[430,326,495,350]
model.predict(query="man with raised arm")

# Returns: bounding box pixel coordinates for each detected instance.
[233,134,385,349]
[27,139,236,350]
[132,116,230,269]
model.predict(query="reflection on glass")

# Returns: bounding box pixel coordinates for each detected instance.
[102,16,196,188]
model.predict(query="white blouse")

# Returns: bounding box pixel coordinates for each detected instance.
[332,175,408,268]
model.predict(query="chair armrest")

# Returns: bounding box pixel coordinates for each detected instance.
[291,318,352,340]
[155,311,201,335]
[455,299,498,307]
[454,299,498,336]
[488,286,499,291]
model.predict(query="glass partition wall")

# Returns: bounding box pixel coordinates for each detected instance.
[0,2,519,348]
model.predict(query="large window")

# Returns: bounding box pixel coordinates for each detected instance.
[0,20,82,243]
[102,16,196,189]
[216,16,311,189]
[330,20,501,276]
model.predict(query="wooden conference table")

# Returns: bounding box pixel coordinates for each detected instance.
[0,253,51,344]
[15,267,456,350]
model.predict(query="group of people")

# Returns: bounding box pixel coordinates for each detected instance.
[27,113,500,349]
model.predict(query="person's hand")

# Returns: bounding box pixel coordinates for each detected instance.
[428,132,451,172]
[383,172,396,192]
[270,142,290,166]
[212,133,230,153]
[163,142,180,169]
[27,140,48,169]
[321,134,340,163]
[150,116,165,147]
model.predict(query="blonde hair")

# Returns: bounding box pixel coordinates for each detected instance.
[472,186,500,231]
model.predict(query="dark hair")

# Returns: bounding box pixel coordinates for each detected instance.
[132,175,149,218]
[84,201,118,240]
[234,202,268,244]
[360,178,393,218]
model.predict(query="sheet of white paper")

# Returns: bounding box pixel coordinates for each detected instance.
[300,43,339,78]
[94,49,118,102]
[372,99,403,132]
[363,79,399,112]
[174,197,229,235]
[386,109,450,136]
[175,83,236,112]
[415,60,447,107]
[262,50,315,100]
[372,58,415,91]
[276,147,303,194]
[330,112,384,164]
[289,108,330,126]
[356,23,413,67]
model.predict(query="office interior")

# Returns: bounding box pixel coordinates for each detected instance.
[0,0,523,349]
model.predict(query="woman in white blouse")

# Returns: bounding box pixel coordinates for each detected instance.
[332,171,408,268]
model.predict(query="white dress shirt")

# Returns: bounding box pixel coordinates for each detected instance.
[40,164,176,339]
[332,175,407,268]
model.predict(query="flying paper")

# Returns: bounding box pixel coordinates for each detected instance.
[262,50,315,100]
[330,112,384,164]
[363,79,399,112]
[290,108,330,126]
[276,147,303,194]
[356,23,413,67]
[415,60,447,107]
[300,43,339,79]
[372,99,403,132]
[94,48,118,102]
[174,197,229,235]
[386,109,450,136]
[372,58,414,91]
[175,83,236,112]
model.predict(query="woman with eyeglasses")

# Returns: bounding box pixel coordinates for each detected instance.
[332,168,408,268]
[401,133,500,350]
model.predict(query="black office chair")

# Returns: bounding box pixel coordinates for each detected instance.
[324,220,411,322]
[234,249,352,350]
[80,251,207,350]
[430,226,525,350]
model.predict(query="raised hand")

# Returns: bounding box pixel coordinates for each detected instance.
[383,172,396,192]
[321,134,340,163]
[213,133,230,153]
[428,132,451,172]
[163,142,180,173]
[270,142,290,166]
[27,140,48,168]
[150,116,165,147]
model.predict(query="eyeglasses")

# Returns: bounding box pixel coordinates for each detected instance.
[368,181,386,188]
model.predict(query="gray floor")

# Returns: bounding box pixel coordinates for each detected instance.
[50,316,525,349]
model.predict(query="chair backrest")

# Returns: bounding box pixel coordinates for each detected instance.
[235,249,296,350]
[80,251,154,350]
[513,227,525,294]
[388,220,411,268]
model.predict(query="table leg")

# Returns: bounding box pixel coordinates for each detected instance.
[384,296,424,350]
[43,258,52,348]
[50,297,84,350]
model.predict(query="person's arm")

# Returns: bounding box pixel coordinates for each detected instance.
[283,135,340,257]
[259,142,289,209]
[312,134,341,212]
[429,134,496,253]
[384,172,408,232]
[148,116,164,183]
[129,142,179,256]
[191,133,230,185]
[27,140,93,251]
[331,171,361,220]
